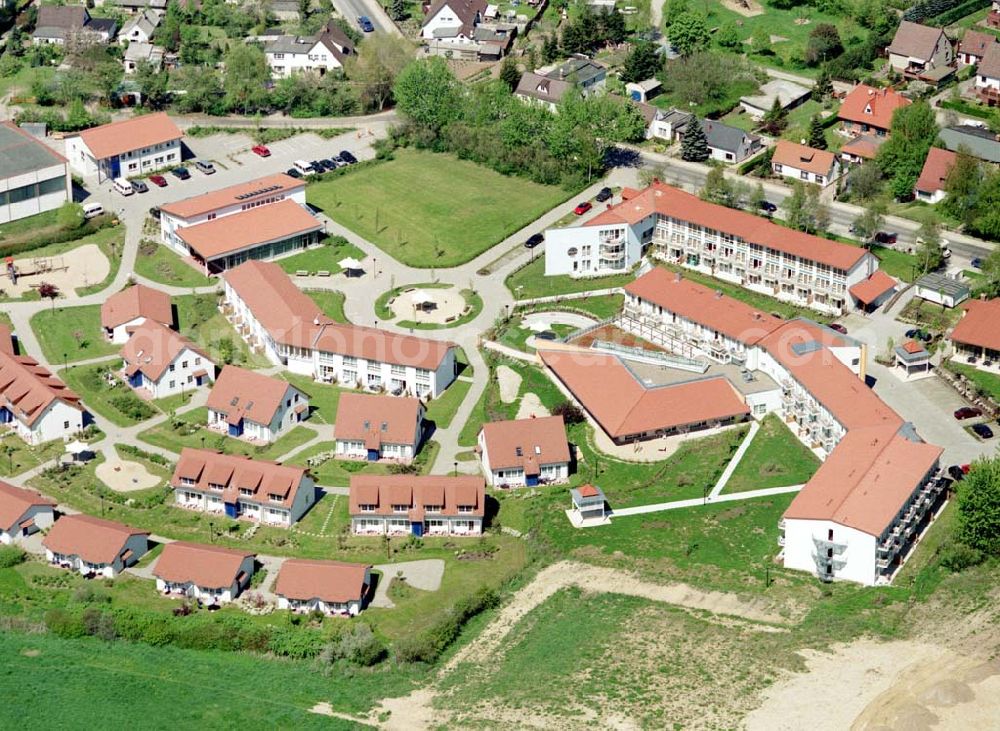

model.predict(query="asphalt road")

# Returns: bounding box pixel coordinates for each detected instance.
[330,0,401,36]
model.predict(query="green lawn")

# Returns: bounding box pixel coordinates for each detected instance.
[308,149,569,267]
[945,360,1000,401]
[60,360,158,427]
[873,244,922,284]
[289,439,440,486]
[133,241,214,288]
[276,373,346,424]
[723,414,820,494]
[174,294,270,369]
[138,406,317,459]
[304,289,349,323]
[0,433,62,477]
[505,256,635,299]
[425,379,472,429]
[30,304,119,364]
[516,293,624,321]
[275,238,366,276]
[898,298,963,332]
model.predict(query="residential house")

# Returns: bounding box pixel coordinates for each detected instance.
[349,475,485,537]
[839,134,884,165]
[886,21,953,80]
[153,542,255,604]
[514,59,607,112]
[0,350,85,445]
[100,284,173,343]
[65,112,183,182]
[222,261,458,398]
[771,140,839,186]
[975,43,1000,105]
[849,270,898,312]
[32,6,117,45]
[990,0,1000,29]
[333,392,424,463]
[477,415,570,487]
[120,320,214,399]
[646,108,694,143]
[171,447,316,527]
[265,20,355,77]
[701,119,762,163]
[950,297,1000,367]
[940,124,1000,163]
[119,9,160,44]
[915,272,970,308]
[514,72,573,112]
[838,85,910,137]
[958,29,996,66]
[0,481,54,545]
[914,147,957,204]
[158,173,321,274]
[123,42,164,73]
[0,122,71,225]
[274,559,372,616]
[739,79,812,120]
[115,0,168,15]
[420,0,487,57]
[206,365,309,443]
[0,325,12,357]
[544,181,880,314]
[43,514,149,578]
[471,25,515,61]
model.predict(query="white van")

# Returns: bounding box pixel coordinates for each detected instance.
[82,202,104,219]
[113,177,134,196]
[294,159,314,175]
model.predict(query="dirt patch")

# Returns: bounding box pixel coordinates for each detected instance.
[497,365,522,404]
[308,702,376,727]
[96,458,162,492]
[720,0,763,16]
[515,392,550,420]
[2,243,110,299]
[20,648,40,657]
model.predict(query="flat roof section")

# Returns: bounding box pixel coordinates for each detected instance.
[625,358,779,398]
[0,122,66,179]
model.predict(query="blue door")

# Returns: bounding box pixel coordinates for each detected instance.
[525,474,539,487]
[367,449,379,462]
[109,157,120,179]
[224,502,238,518]
[128,372,143,388]
[0,407,11,424]
[411,522,423,537]
[228,420,243,437]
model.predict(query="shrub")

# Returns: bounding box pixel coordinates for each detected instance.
[56,202,85,231]
[0,545,26,568]
[552,401,585,425]
[71,584,111,604]
[82,607,117,641]
[322,623,387,666]
[45,608,86,639]
[267,626,327,659]
[395,587,500,664]
[939,541,984,572]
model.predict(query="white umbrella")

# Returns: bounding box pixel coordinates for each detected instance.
[411,289,437,306]
[338,257,362,271]
[65,439,89,455]
[528,319,551,332]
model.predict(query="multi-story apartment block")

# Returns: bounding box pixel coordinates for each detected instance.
[65,112,182,182]
[349,475,485,537]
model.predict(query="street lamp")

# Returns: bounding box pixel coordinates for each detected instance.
[208,521,215,543]
[453,460,458,476]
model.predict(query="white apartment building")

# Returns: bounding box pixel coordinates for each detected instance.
[0,351,86,445]
[222,260,458,398]
[65,112,182,182]
[206,365,309,444]
[43,514,149,579]
[153,542,255,604]
[275,560,372,617]
[477,415,571,487]
[334,392,424,463]
[349,475,485,537]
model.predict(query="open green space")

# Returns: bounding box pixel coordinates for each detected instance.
[275,237,366,276]
[133,241,214,288]
[505,256,634,299]
[872,244,922,283]
[304,289,349,323]
[289,439,440,486]
[723,414,821,494]
[30,304,119,365]
[277,373,345,424]
[0,433,61,477]
[60,360,158,427]
[898,298,962,332]
[174,293,270,369]
[137,406,317,460]
[308,149,568,268]
[516,293,624,321]
[944,360,1000,401]
[425,379,472,429]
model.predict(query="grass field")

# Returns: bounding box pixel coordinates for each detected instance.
[133,242,214,288]
[276,373,346,424]
[304,289,349,323]
[30,304,120,364]
[174,294,270,369]
[425,379,472,429]
[308,150,569,267]
[505,256,634,299]
[0,433,61,477]
[723,414,820,493]
[945,360,1000,401]
[275,238,366,276]
[516,293,624,321]
[898,298,963,332]
[61,360,158,427]
[289,439,440,486]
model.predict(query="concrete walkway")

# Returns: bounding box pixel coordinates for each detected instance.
[709,420,760,499]
[611,484,805,519]
[371,559,446,609]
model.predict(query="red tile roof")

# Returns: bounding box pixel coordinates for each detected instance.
[274,559,370,604]
[849,270,897,305]
[349,475,485,518]
[172,448,309,510]
[838,85,911,132]
[915,147,957,195]
[153,541,254,589]
[43,514,148,564]
[480,414,570,472]
[951,298,1000,351]
[840,134,884,160]
[0,480,54,532]
[902,340,927,354]
[772,140,837,177]
[0,351,82,427]
[626,268,784,345]
[577,484,600,498]
[160,173,304,219]
[101,284,172,330]
[207,365,304,428]
[0,325,14,357]
[76,112,182,160]
[176,199,322,260]
[334,392,422,448]
[587,181,870,271]
[539,349,750,439]
[119,320,211,383]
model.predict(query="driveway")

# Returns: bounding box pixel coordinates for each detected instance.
[371,558,445,608]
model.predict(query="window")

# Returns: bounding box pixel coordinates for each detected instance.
[168,380,175,389]
[180,477,195,486]
[181,361,188,369]
[458,506,473,513]
[239,488,253,497]
[169,364,175,372]
[773,163,783,173]
[195,357,201,365]
[391,504,408,513]
[63,420,70,429]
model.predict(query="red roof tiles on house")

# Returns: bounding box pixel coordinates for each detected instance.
[101,284,173,330]
[951,298,1000,352]
[849,270,897,305]
[172,448,308,510]
[0,481,54,533]
[176,199,322,260]
[207,365,304,428]
[160,173,304,219]
[840,134,884,160]
[915,147,957,195]
[274,559,370,604]
[349,475,485,518]
[0,351,82,427]
[0,324,14,357]
[153,541,255,589]
[838,85,911,132]
[479,415,570,472]
[76,112,182,160]
[334,392,422,448]
[772,140,837,177]
[43,514,148,564]
[119,320,211,383]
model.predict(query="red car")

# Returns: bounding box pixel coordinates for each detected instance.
[829,323,848,335]
[573,201,593,215]
[252,145,271,157]
[148,174,167,187]
[954,407,983,420]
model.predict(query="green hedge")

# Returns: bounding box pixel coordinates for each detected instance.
[0,215,117,258]
[939,98,993,121]
[393,587,500,664]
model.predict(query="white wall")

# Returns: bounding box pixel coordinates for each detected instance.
[67,136,180,180]
[128,347,213,399]
[0,162,71,225]
[20,400,86,445]
[267,40,345,78]
[783,518,877,586]
[155,554,254,603]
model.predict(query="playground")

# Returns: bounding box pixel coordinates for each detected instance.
[1,244,110,299]
[96,456,163,492]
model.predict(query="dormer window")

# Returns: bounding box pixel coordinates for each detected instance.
[239,488,253,497]
[391,504,408,513]
[268,493,283,502]
[208,482,224,491]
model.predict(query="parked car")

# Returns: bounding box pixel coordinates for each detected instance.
[941,244,951,260]
[524,233,544,249]
[759,200,777,214]
[194,160,216,175]
[595,187,612,202]
[905,328,932,342]
[339,150,358,164]
[309,161,324,174]
[357,15,374,31]
[251,145,271,157]
[971,257,983,269]
[149,174,167,187]
[286,168,303,179]
[954,407,983,420]
[948,465,965,482]
[171,167,191,180]
[82,202,103,219]
[149,206,160,220]
[829,323,848,335]
[972,423,994,439]
[317,159,336,171]
[874,231,897,245]
[574,201,592,215]
[131,179,148,194]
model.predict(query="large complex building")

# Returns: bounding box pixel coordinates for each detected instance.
[349,475,485,537]
[0,122,71,225]
[544,181,879,315]
[544,267,946,586]
[65,112,183,182]
[158,174,322,274]
[222,261,458,398]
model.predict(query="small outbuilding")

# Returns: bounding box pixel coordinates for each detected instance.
[894,340,932,379]
[914,272,970,308]
[568,483,608,527]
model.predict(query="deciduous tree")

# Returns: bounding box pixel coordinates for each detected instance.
[957,457,1000,556]
[222,43,269,114]
[669,12,710,56]
[393,57,462,133]
[347,35,413,112]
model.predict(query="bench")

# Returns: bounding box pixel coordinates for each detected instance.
[317,270,331,277]
[295,270,309,277]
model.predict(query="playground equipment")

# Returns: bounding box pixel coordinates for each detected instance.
[3,256,67,284]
